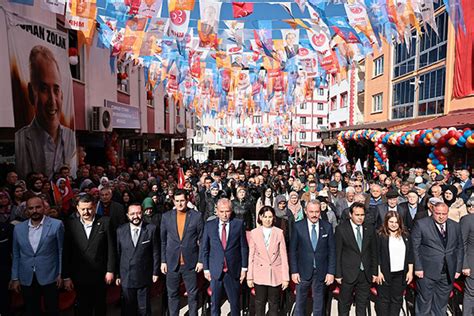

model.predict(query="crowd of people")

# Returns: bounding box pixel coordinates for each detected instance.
[0,157,474,316]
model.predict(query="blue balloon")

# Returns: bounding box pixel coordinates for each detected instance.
[429,153,435,159]
[432,159,440,165]
[464,130,472,138]
[436,164,444,171]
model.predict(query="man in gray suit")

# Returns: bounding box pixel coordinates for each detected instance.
[15,45,76,180]
[461,198,474,315]
[412,202,463,316]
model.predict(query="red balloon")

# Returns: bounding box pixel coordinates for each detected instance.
[448,130,456,138]
[434,150,441,156]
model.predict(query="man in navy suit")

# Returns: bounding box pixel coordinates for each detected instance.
[290,200,336,316]
[200,198,249,316]
[10,196,64,316]
[160,189,203,316]
[460,169,473,202]
[412,202,463,315]
[116,203,160,316]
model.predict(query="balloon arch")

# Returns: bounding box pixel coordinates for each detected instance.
[337,127,474,172]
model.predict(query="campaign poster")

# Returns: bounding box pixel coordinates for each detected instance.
[7,13,77,179]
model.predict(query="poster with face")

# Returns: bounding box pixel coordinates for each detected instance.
[198,0,222,48]
[281,29,300,60]
[7,13,76,179]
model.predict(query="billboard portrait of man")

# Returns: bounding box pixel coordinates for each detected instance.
[6,14,76,180]
[14,45,77,179]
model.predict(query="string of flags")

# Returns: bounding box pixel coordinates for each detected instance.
[7,0,466,133]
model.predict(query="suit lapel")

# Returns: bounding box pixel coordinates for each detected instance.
[181,211,191,241]
[315,222,325,251]
[22,222,34,254]
[362,226,370,252]
[346,222,360,252]
[36,217,51,253]
[172,210,179,239]
[87,218,101,245]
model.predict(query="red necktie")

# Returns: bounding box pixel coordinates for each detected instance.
[222,223,228,273]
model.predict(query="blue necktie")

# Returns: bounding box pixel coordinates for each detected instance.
[311,224,318,250]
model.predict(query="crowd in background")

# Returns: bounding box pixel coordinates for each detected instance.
[1,157,474,315]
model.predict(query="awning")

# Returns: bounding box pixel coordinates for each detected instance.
[300,142,322,148]
[399,109,474,131]
[330,116,434,133]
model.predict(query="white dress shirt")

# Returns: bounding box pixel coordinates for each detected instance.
[28,216,45,253]
[350,220,363,240]
[80,217,95,239]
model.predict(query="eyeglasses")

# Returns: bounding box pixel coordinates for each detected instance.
[355,185,362,187]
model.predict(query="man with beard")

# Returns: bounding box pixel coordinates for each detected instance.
[116,204,160,316]
[63,194,115,316]
[10,196,64,316]
[15,45,76,179]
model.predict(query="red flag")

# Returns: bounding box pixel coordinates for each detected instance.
[177,168,185,189]
[52,178,74,213]
[232,2,253,18]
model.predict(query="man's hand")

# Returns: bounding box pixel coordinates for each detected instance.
[291,273,301,284]
[204,271,211,281]
[247,280,254,288]
[455,272,461,280]
[105,272,114,285]
[152,275,159,283]
[463,268,471,277]
[9,280,21,293]
[239,271,247,284]
[63,279,74,291]
[335,278,342,284]
[415,271,424,279]
[282,281,289,290]
[325,274,334,286]
[377,272,385,285]
[406,272,413,284]
[195,263,203,273]
[56,275,63,288]
[161,263,168,274]
[116,278,121,286]
[372,275,378,283]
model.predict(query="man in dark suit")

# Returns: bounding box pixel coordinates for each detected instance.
[412,202,463,315]
[460,169,473,202]
[116,203,160,316]
[376,189,400,228]
[397,190,425,232]
[200,198,249,316]
[97,187,127,232]
[10,196,64,316]
[63,194,115,316]
[335,202,377,316]
[461,200,474,315]
[289,200,336,315]
[0,220,13,316]
[161,189,203,316]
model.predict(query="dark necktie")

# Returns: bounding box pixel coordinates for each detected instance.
[439,223,446,238]
[222,223,228,272]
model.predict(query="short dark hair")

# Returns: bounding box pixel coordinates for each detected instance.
[127,203,142,213]
[204,176,213,183]
[349,202,365,214]
[173,189,188,199]
[257,206,276,226]
[77,194,94,204]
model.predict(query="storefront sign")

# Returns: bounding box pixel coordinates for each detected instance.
[105,100,141,129]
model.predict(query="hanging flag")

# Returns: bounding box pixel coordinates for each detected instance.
[168,0,195,11]
[41,0,66,14]
[138,0,163,18]
[344,1,377,43]
[198,0,222,48]
[295,0,307,13]
[417,0,438,34]
[177,167,185,188]
[167,7,191,40]
[232,2,254,18]
[281,29,300,60]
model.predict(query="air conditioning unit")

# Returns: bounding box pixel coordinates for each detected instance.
[91,106,113,132]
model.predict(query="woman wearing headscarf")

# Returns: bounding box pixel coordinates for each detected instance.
[232,186,256,230]
[444,185,467,222]
[273,195,294,247]
[316,196,338,232]
[287,191,304,222]
[255,186,275,219]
